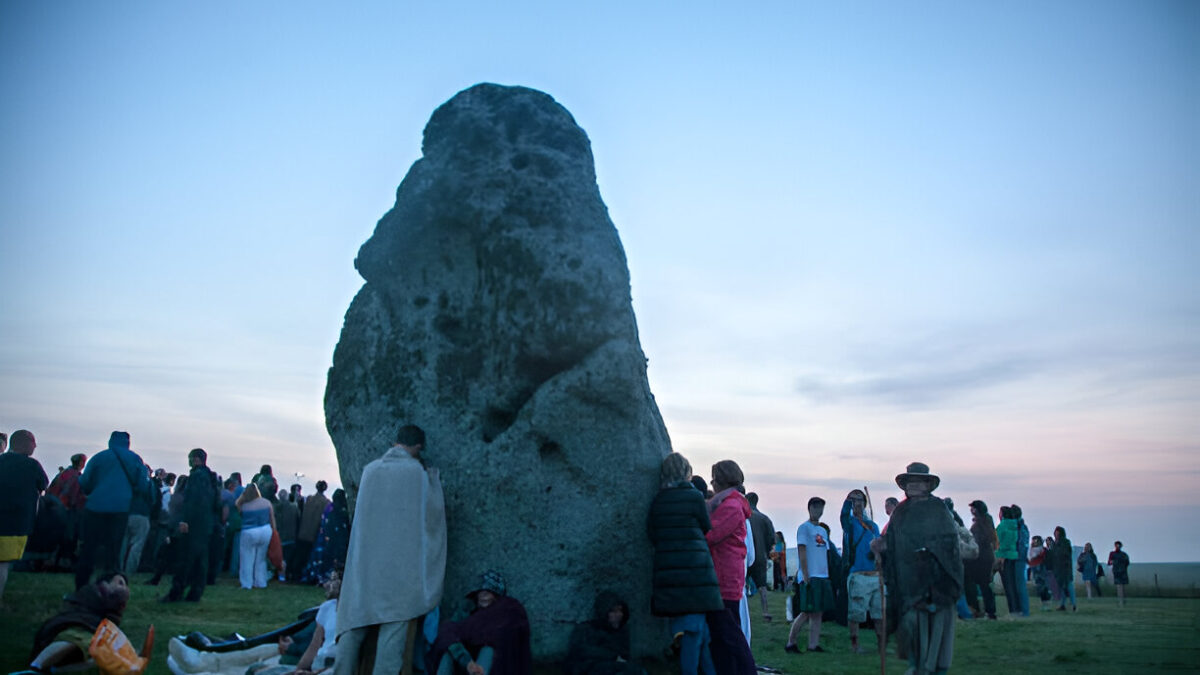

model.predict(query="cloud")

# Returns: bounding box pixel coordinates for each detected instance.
[792,323,1200,410]
[795,356,1036,408]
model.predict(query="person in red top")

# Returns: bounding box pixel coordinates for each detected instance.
[48,454,88,568]
[703,460,756,675]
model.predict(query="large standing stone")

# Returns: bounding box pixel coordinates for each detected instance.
[325,83,672,661]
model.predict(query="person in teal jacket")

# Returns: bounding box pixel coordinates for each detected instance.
[76,431,150,590]
[995,506,1019,615]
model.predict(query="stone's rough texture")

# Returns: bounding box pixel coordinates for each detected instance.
[325,83,671,661]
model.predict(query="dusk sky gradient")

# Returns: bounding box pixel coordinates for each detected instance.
[2,2,1197,561]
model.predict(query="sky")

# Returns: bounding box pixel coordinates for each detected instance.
[2,2,1197,561]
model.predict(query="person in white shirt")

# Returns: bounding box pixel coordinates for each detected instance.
[785,497,834,654]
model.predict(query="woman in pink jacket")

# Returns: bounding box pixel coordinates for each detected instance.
[704,460,757,675]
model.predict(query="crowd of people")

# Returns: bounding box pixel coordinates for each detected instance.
[1,426,1135,674]
[0,429,349,611]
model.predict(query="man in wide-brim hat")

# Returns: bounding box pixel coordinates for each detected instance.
[894,461,940,492]
[878,462,962,675]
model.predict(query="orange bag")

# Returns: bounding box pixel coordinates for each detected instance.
[89,619,153,675]
[268,527,284,572]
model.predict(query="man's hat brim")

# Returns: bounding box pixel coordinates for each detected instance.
[895,473,940,491]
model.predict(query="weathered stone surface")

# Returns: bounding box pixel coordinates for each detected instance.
[325,83,671,660]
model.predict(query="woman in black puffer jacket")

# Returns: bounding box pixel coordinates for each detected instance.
[647,453,724,675]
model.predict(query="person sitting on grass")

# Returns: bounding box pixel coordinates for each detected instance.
[252,571,343,675]
[426,570,531,675]
[29,572,130,670]
[565,591,646,675]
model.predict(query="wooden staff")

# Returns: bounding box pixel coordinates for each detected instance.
[878,568,887,675]
[864,484,886,674]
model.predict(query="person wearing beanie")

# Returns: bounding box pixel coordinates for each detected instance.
[426,570,531,675]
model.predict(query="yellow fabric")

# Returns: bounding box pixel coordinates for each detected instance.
[57,626,96,654]
[0,535,28,561]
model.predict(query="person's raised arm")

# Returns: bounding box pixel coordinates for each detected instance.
[295,623,324,672]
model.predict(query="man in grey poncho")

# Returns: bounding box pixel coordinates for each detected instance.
[876,462,962,675]
[335,424,447,675]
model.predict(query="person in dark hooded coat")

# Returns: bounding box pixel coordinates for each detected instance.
[877,462,962,675]
[963,500,998,619]
[565,591,645,675]
[647,453,722,675]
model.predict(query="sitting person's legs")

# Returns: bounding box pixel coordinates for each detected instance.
[30,626,95,670]
[437,643,493,675]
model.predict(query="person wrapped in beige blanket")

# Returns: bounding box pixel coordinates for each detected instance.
[335,424,447,675]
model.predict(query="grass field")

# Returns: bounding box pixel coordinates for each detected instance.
[3,572,1198,674]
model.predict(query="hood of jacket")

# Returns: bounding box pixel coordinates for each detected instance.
[591,590,628,630]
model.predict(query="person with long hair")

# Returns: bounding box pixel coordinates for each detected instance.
[1028,535,1053,610]
[703,460,757,674]
[308,489,351,581]
[647,453,721,675]
[771,531,787,591]
[237,483,276,589]
[964,500,998,619]
[1049,526,1077,611]
[1078,542,1100,599]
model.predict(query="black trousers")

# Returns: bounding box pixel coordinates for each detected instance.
[964,575,997,616]
[167,528,211,601]
[288,540,314,582]
[706,599,757,675]
[75,511,129,589]
[206,527,225,584]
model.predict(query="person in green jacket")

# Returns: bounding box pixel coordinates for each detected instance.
[995,506,1020,615]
